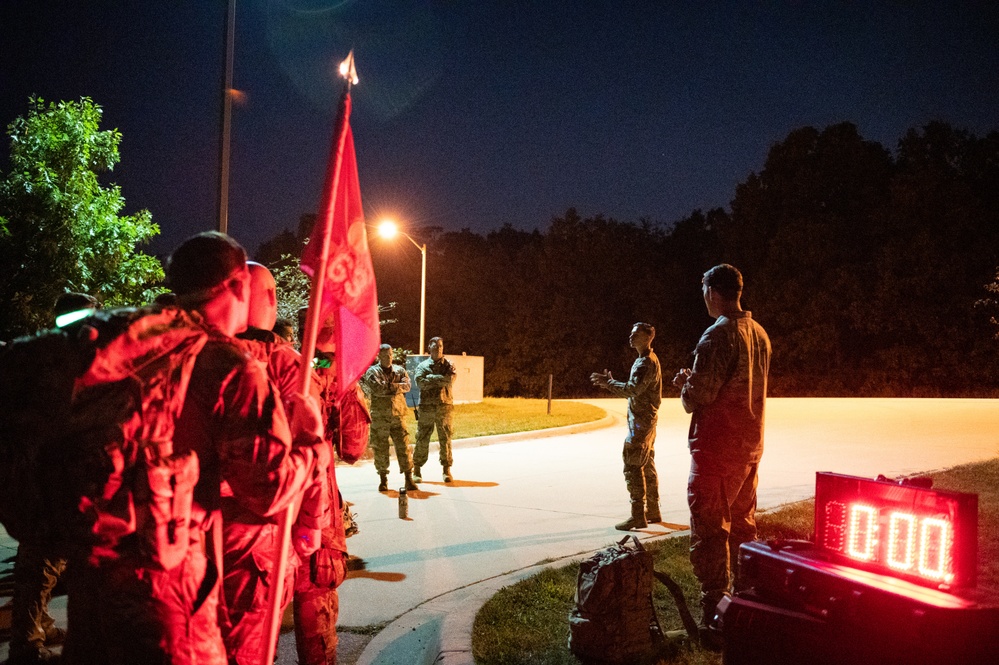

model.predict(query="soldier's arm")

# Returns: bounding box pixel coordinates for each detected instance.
[680,333,729,414]
[418,360,456,388]
[605,358,654,398]
[218,361,329,520]
[396,368,412,393]
[414,362,432,389]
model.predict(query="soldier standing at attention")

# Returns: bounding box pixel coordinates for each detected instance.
[672,264,771,645]
[591,323,663,531]
[361,344,418,492]
[412,337,456,483]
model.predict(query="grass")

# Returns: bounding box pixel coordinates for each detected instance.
[471,458,999,665]
[405,397,607,441]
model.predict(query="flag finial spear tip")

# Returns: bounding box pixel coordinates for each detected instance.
[339,51,359,85]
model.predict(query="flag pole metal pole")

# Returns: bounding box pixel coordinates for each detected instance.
[261,52,356,665]
[218,0,235,233]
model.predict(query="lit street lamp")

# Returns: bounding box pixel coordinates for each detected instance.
[377,219,427,353]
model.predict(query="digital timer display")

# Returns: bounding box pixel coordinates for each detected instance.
[814,472,978,589]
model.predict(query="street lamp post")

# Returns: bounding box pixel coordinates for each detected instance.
[377,220,427,353]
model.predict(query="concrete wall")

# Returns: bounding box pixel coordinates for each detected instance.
[404,354,484,405]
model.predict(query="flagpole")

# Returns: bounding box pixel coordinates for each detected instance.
[261,52,357,665]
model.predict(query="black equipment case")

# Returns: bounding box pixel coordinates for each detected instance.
[718,540,999,665]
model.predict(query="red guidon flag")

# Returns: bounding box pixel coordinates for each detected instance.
[300,55,380,398]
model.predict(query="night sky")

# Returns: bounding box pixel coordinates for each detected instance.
[2,1,997,258]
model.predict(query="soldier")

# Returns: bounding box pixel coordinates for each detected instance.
[672,264,771,645]
[62,232,329,664]
[361,344,417,492]
[412,337,456,483]
[8,293,98,664]
[292,308,367,665]
[591,323,663,531]
[221,262,327,665]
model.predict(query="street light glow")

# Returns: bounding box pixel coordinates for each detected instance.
[374,218,427,352]
[378,219,399,240]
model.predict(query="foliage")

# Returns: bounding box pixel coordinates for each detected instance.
[258,120,999,397]
[0,97,162,337]
[269,253,312,325]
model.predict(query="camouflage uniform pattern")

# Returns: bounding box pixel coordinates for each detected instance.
[8,542,66,662]
[361,362,414,474]
[680,311,770,613]
[64,335,328,665]
[221,328,327,665]
[413,356,456,470]
[604,350,662,518]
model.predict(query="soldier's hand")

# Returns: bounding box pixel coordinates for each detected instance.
[590,369,612,387]
[288,392,324,444]
[293,525,322,558]
[672,368,691,388]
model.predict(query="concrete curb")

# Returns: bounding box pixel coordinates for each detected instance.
[449,413,618,450]
[338,412,619,467]
[355,529,688,665]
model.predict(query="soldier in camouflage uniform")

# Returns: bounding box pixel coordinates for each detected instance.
[673,264,771,643]
[591,322,663,531]
[412,337,456,483]
[361,344,417,492]
[8,293,97,664]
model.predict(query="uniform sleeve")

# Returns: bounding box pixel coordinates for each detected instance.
[360,366,379,397]
[217,359,326,519]
[680,331,730,414]
[414,361,429,389]
[397,368,412,393]
[416,360,454,389]
[606,357,656,398]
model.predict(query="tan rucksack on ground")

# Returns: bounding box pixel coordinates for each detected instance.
[568,535,664,664]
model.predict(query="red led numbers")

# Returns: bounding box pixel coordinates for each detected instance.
[825,503,953,581]
[815,473,977,589]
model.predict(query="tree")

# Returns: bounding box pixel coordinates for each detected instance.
[0,97,163,337]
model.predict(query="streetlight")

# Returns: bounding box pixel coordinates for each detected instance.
[377,219,427,353]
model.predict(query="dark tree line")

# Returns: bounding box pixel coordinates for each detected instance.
[257,121,999,398]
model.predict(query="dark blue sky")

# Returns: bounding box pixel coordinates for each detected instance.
[2,1,998,258]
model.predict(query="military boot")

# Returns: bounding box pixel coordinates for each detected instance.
[646,502,662,523]
[412,466,422,483]
[378,472,388,492]
[442,466,453,483]
[404,471,418,491]
[615,502,647,531]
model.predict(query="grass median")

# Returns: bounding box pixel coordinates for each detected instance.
[405,397,608,440]
[471,458,999,665]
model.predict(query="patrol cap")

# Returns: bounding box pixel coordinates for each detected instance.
[167,231,247,296]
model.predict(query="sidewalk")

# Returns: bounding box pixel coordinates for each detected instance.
[2,398,998,664]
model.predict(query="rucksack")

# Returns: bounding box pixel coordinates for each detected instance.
[0,305,208,569]
[568,535,663,664]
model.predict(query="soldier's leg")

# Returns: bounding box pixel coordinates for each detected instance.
[413,408,434,470]
[437,406,454,469]
[727,463,759,590]
[687,457,732,627]
[643,446,661,522]
[220,506,294,665]
[9,541,65,661]
[389,419,413,474]
[618,434,648,530]
[370,422,390,488]
[293,551,346,665]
